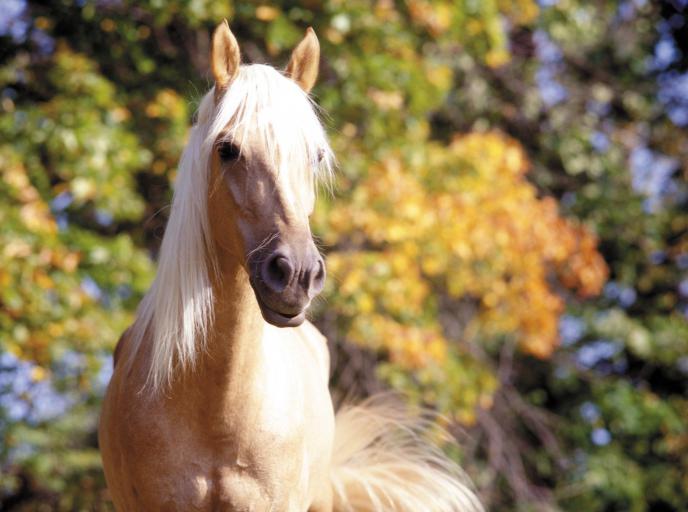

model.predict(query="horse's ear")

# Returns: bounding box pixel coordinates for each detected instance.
[211,20,240,90]
[286,27,319,93]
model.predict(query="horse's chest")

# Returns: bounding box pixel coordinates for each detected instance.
[128,376,329,509]
[101,324,334,511]
[128,414,316,511]
[203,362,332,510]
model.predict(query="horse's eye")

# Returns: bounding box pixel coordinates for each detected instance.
[317,149,325,163]
[218,142,240,162]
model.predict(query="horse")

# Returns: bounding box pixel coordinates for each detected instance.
[99,20,483,512]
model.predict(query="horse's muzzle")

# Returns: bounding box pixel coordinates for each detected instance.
[249,239,325,328]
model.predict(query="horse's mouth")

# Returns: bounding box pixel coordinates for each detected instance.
[254,293,306,328]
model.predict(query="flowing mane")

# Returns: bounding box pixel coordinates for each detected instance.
[127,64,334,391]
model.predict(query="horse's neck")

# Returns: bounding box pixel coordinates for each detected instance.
[209,257,263,376]
[175,252,265,421]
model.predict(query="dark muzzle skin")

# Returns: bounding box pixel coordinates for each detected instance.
[249,237,325,327]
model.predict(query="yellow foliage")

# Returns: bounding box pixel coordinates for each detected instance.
[30,366,48,382]
[485,48,510,68]
[323,131,607,369]
[497,0,540,25]
[144,89,185,119]
[3,161,57,234]
[402,0,539,69]
[255,6,280,22]
[407,0,453,36]
[348,313,448,368]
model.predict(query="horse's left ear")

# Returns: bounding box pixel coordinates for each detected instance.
[211,19,241,91]
[286,27,320,93]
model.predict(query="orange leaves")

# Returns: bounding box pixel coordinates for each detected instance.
[328,251,430,320]
[144,89,185,119]
[3,161,57,235]
[322,131,607,368]
[351,314,449,368]
[558,226,609,298]
[436,133,606,357]
[449,132,529,180]
[3,162,40,201]
[19,203,56,234]
[367,89,405,111]
[407,0,454,36]
[255,6,280,22]
[404,0,540,70]
[497,0,540,26]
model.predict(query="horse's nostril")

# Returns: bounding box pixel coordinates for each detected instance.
[310,259,326,294]
[263,254,293,292]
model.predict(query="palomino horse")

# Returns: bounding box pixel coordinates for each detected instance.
[99,21,483,512]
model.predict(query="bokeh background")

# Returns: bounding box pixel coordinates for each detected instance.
[1,0,687,510]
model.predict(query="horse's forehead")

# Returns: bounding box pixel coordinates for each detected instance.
[217,124,315,207]
[222,120,314,168]
[219,115,295,148]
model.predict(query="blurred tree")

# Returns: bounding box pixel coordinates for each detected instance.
[0,0,685,511]
[436,0,688,509]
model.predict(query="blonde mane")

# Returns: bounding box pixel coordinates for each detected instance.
[128,64,334,392]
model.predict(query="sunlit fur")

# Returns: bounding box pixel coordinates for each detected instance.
[127,64,334,391]
[331,395,484,512]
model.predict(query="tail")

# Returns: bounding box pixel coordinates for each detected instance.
[329,395,484,512]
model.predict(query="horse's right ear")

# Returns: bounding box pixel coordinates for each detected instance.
[211,20,240,91]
